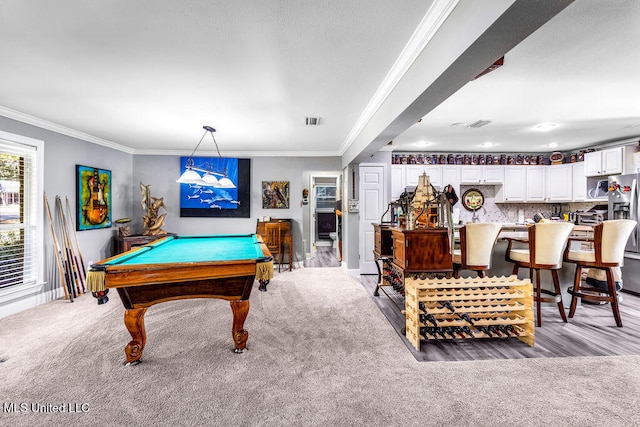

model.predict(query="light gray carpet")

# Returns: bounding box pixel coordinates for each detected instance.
[2,267,640,426]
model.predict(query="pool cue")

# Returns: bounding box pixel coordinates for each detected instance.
[56,196,85,294]
[53,196,77,299]
[44,193,72,301]
[57,196,85,294]
[65,196,87,279]
[64,204,86,294]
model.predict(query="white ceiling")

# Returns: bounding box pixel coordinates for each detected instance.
[0,1,638,161]
[392,0,640,155]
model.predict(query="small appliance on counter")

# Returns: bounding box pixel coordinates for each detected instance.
[587,180,609,199]
[574,204,608,226]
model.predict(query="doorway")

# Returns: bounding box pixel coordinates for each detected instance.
[306,171,342,264]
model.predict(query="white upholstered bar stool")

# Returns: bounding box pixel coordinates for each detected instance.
[505,222,574,327]
[452,223,502,279]
[563,219,636,327]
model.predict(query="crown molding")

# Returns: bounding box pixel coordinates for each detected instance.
[338,0,460,155]
[0,105,135,154]
[133,148,340,158]
[1,105,341,157]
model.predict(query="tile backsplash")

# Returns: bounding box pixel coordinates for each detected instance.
[455,185,602,224]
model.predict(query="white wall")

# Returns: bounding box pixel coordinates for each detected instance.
[0,115,132,272]
[132,155,341,264]
[0,116,133,316]
[0,115,346,317]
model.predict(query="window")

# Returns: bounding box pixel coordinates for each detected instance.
[314,184,336,209]
[0,131,44,293]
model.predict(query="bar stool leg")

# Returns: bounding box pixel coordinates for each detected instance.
[606,267,623,327]
[534,268,542,327]
[551,269,567,322]
[568,265,582,318]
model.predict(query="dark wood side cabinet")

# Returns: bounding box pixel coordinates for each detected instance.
[373,225,453,304]
[114,234,173,255]
[390,227,452,273]
[372,223,395,296]
[373,223,394,258]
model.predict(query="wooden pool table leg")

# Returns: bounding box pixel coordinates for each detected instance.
[230,300,250,353]
[123,307,147,365]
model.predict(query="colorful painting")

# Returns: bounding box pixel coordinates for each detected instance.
[262,181,290,209]
[179,157,251,218]
[76,165,112,230]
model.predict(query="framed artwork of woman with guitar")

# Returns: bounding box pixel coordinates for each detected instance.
[76,165,112,230]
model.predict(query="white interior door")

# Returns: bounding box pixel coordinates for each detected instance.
[359,164,386,274]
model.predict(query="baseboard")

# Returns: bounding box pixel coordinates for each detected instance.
[0,284,64,320]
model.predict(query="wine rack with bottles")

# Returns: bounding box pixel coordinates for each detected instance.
[382,261,405,295]
[404,275,534,351]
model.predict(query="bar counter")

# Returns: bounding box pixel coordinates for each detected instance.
[468,222,593,306]
[374,222,594,307]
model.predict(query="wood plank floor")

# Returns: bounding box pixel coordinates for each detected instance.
[304,245,341,268]
[358,274,640,361]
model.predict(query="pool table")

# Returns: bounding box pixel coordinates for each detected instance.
[87,234,273,364]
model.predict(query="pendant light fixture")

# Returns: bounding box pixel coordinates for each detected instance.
[176,126,236,188]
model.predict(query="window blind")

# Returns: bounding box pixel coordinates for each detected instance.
[0,140,38,289]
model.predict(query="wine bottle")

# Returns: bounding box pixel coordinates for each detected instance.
[419,313,438,327]
[420,327,434,340]
[453,326,467,339]
[487,325,503,337]
[444,327,458,339]
[504,324,517,336]
[476,325,493,337]
[434,327,448,339]
[457,313,475,326]
[440,301,455,313]
[451,326,463,338]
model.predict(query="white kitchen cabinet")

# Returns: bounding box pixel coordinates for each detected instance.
[526,166,546,202]
[391,165,443,200]
[603,147,624,174]
[441,165,461,202]
[406,165,442,190]
[497,167,526,202]
[584,151,601,176]
[572,162,586,201]
[460,166,483,183]
[483,166,504,184]
[545,164,572,202]
[391,165,405,200]
[495,166,546,203]
[584,147,624,176]
[459,165,504,184]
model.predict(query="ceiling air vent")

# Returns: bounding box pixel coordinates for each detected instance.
[467,120,492,128]
[305,117,320,126]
